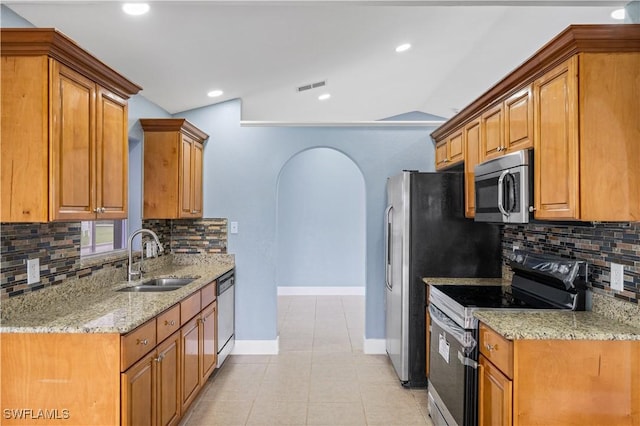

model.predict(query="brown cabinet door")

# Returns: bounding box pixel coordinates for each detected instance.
[478,355,512,426]
[50,61,96,221]
[200,301,217,382]
[481,104,504,160]
[533,58,579,220]
[191,141,204,217]
[121,353,156,426]
[96,86,128,219]
[447,130,464,164]
[180,316,200,412]
[179,134,197,218]
[156,332,181,426]
[464,119,481,218]
[504,87,533,152]
[435,140,448,170]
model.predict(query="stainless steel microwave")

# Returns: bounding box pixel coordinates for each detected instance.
[474,150,533,223]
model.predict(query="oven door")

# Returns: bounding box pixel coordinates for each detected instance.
[428,304,478,426]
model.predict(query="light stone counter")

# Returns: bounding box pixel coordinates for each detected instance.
[423,277,507,286]
[0,254,234,334]
[474,310,640,341]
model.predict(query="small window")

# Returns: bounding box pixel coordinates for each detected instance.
[81,220,127,257]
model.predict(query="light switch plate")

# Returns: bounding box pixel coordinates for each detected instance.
[27,258,40,284]
[610,262,624,292]
[230,221,238,234]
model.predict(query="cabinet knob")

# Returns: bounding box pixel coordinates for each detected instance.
[165,320,175,326]
[191,210,197,214]
[101,207,106,213]
[137,338,149,346]
[485,343,495,352]
[155,354,165,363]
[93,208,99,213]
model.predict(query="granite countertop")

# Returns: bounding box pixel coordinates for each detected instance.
[423,276,640,341]
[423,277,508,286]
[0,254,234,334]
[475,310,640,341]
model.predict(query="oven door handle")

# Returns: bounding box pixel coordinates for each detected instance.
[384,205,393,291]
[497,170,510,217]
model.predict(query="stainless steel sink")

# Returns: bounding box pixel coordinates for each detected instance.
[117,285,183,292]
[116,277,196,292]
[140,277,195,287]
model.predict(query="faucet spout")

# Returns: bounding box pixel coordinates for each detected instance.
[127,229,164,282]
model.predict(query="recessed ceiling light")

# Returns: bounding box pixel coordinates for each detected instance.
[395,43,412,53]
[610,8,625,20]
[122,3,150,16]
[207,90,223,98]
[318,93,331,101]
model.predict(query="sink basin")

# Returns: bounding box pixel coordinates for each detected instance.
[116,277,196,292]
[140,277,196,287]
[117,285,183,293]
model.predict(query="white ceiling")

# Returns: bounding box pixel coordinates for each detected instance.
[6,1,627,122]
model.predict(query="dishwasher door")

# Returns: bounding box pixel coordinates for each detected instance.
[217,273,235,368]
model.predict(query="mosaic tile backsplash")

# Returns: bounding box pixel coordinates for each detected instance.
[502,222,640,304]
[1,218,227,299]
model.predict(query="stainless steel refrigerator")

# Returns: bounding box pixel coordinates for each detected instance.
[385,171,501,387]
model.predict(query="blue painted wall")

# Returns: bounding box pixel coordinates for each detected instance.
[178,99,436,341]
[276,147,366,288]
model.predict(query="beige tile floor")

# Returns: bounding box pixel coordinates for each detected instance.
[181,295,434,425]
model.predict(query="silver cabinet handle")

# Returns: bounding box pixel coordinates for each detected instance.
[485,343,495,352]
[137,338,149,346]
[155,354,165,363]
[165,320,175,326]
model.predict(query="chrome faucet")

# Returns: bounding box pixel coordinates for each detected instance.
[127,228,164,282]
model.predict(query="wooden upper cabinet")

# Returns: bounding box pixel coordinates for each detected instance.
[0,28,141,222]
[464,119,481,218]
[480,104,503,161]
[504,86,533,152]
[533,58,579,220]
[435,127,464,170]
[432,24,640,222]
[141,119,209,219]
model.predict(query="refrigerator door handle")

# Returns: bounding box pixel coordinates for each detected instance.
[385,205,393,291]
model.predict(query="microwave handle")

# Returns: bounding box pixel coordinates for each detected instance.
[497,170,510,217]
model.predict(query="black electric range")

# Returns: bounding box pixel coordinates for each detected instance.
[429,250,588,329]
[427,251,588,426]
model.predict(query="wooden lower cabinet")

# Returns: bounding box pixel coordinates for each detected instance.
[0,283,220,426]
[182,300,219,413]
[479,322,640,425]
[181,316,201,412]
[122,352,156,426]
[478,354,512,426]
[156,332,181,426]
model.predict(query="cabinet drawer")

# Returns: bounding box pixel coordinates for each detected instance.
[479,323,513,378]
[157,304,180,343]
[121,319,157,371]
[201,281,216,308]
[181,291,201,325]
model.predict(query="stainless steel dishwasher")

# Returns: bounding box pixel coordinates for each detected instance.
[216,269,235,368]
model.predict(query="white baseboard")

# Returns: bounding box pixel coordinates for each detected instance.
[363,338,386,354]
[277,286,365,296]
[231,337,280,355]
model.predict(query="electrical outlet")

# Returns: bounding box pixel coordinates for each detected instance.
[512,245,520,252]
[610,262,624,292]
[230,221,238,234]
[27,258,40,284]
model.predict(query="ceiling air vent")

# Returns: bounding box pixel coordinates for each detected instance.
[297,80,326,92]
